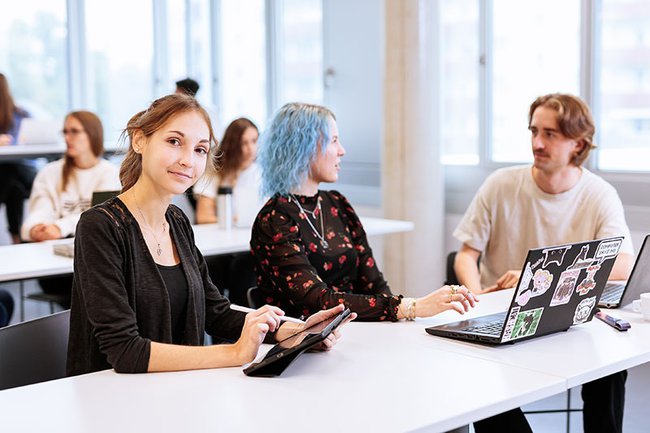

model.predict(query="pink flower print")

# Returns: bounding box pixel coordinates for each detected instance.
[339,255,347,265]
[366,257,375,268]
[323,262,333,271]
[272,233,283,242]
[289,225,298,233]
[330,207,338,217]
[368,298,376,307]
[326,230,336,240]
[308,243,318,253]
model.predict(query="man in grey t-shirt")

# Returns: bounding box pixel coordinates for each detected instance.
[455,93,633,433]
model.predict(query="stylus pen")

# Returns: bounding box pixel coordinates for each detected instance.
[595,310,631,332]
[229,304,305,324]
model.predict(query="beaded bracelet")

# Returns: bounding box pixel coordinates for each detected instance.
[406,298,417,321]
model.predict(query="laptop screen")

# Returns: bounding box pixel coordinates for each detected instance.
[501,236,623,342]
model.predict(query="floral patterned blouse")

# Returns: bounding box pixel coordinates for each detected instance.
[250,190,402,321]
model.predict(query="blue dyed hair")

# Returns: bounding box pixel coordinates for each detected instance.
[259,102,336,197]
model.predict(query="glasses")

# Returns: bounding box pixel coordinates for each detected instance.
[61,128,85,136]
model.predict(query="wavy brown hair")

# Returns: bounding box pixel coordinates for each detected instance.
[119,93,219,192]
[528,93,596,166]
[217,117,258,181]
[61,111,104,191]
[0,73,27,134]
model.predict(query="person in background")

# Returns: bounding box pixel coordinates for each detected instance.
[251,102,478,321]
[453,93,633,433]
[0,289,14,327]
[175,78,200,97]
[21,111,120,308]
[194,117,262,306]
[0,72,37,244]
[66,93,354,376]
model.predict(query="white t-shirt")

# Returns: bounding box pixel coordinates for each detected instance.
[193,163,264,227]
[21,158,121,240]
[453,165,634,289]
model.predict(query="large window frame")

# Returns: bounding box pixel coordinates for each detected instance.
[443,0,650,180]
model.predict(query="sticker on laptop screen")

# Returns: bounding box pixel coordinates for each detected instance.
[575,264,601,296]
[502,306,521,342]
[516,268,553,307]
[507,307,544,341]
[568,245,597,270]
[550,269,581,306]
[542,245,571,268]
[595,239,622,263]
[573,296,597,324]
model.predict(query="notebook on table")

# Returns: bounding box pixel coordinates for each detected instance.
[426,236,623,345]
[599,234,650,308]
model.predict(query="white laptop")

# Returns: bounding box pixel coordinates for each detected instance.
[16,119,61,145]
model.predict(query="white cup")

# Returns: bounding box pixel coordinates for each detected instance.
[632,292,650,321]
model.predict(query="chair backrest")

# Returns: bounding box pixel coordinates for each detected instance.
[0,310,70,390]
[445,251,460,286]
[444,251,481,286]
[91,190,120,206]
[246,286,266,309]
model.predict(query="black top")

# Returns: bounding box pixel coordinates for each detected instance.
[157,263,189,344]
[67,197,249,376]
[250,190,401,321]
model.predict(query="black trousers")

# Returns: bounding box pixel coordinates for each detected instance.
[474,371,626,433]
[0,162,37,236]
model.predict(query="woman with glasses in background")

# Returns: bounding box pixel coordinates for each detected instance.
[20,111,120,308]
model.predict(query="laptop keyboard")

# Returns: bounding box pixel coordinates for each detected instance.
[461,312,507,335]
[600,283,624,303]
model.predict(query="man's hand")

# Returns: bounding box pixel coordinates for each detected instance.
[484,270,521,293]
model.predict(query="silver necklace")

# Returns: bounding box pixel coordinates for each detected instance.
[290,194,329,249]
[132,190,167,256]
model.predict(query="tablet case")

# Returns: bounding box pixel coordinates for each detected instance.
[243,308,350,377]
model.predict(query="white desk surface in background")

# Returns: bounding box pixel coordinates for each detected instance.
[0,217,414,283]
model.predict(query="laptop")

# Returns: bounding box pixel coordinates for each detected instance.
[91,190,121,206]
[426,236,623,344]
[16,119,61,145]
[599,234,650,308]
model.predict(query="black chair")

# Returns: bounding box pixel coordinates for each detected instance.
[0,310,70,390]
[246,286,267,309]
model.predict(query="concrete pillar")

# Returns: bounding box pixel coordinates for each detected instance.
[383,0,444,296]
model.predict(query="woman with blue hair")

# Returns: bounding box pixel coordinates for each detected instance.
[251,103,478,321]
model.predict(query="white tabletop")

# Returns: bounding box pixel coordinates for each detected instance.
[419,289,650,388]
[0,217,414,283]
[0,321,565,433]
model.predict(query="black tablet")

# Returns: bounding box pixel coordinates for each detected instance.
[243,308,351,377]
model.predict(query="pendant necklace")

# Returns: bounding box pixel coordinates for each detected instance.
[290,194,329,249]
[132,190,166,256]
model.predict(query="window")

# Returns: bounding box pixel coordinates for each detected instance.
[85,0,154,141]
[276,0,323,106]
[218,0,267,129]
[440,0,479,165]
[491,0,581,163]
[0,0,68,121]
[596,0,650,171]
[167,0,188,87]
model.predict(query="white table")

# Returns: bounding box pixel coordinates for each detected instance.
[0,218,413,321]
[0,218,413,283]
[0,322,564,433]
[2,290,649,432]
[418,289,650,389]
[0,142,123,161]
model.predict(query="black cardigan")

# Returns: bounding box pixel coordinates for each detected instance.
[66,197,246,376]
